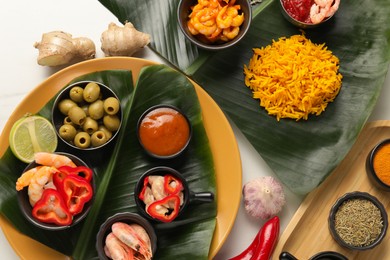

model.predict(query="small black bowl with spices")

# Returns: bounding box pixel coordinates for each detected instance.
[366,139,390,191]
[328,191,388,250]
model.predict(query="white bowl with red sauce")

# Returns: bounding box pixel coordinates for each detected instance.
[137,104,192,159]
[279,0,338,29]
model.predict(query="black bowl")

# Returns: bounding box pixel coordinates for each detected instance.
[366,139,390,191]
[328,191,388,250]
[96,212,157,260]
[177,0,252,51]
[134,166,214,223]
[137,104,192,159]
[278,0,336,29]
[51,81,122,162]
[17,152,95,230]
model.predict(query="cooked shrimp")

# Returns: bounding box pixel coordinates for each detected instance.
[187,20,199,35]
[314,0,332,8]
[142,186,155,207]
[223,26,240,40]
[216,6,232,29]
[105,232,135,260]
[148,176,167,201]
[16,166,42,191]
[231,13,244,27]
[34,152,76,168]
[310,3,331,24]
[27,166,58,206]
[325,0,340,18]
[111,222,152,260]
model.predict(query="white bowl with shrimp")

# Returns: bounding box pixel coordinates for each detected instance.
[96,212,157,260]
[177,0,252,51]
[279,0,340,29]
[17,152,95,230]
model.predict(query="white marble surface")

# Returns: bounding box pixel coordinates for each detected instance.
[0,1,389,259]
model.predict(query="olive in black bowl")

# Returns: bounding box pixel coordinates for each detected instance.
[328,191,388,250]
[134,166,214,223]
[96,212,157,260]
[51,81,122,162]
[17,152,95,231]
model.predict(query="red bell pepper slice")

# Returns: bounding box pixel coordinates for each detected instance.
[164,174,183,195]
[57,165,93,182]
[32,188,72,226]
[138,176,149,201]
[146,194,181,222]
[59,174,93,215]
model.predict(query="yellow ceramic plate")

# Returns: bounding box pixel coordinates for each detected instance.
[0,57,242,259]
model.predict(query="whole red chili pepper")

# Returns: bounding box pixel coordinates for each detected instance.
[32,188,72,226]
[229,216,280,260]
[59,174,93,215]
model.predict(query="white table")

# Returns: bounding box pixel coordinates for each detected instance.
[1,1,389,259]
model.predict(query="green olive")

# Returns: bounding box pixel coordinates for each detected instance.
[58,124,77,141]
[82,117,98,134]
[73,132,91,149]
[91,130,109,147]
[103,97,120,115]
[63,116,74,125]
[98,125,113,139]
[69,86,84,103]
[68,106,86,126]
[103,115,121,132]
[83,82,100,103]
[81,104,90,117]
[88,100,104,120]
[58,99,77,115]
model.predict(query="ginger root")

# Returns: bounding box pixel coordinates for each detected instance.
[100,22,151,57]
[34,31,95,66]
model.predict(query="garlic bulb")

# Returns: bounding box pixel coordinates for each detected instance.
[242,176,286,220]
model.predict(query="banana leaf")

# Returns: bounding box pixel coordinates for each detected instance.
[0,66,216,259]
[98,0,390,194]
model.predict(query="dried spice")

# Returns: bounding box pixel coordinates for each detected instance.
[334,198,383,247]
[373,142,390,185]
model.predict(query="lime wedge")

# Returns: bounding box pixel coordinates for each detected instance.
[9,114,58,163]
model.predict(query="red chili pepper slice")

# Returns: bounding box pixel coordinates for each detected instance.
[146,194,181,222]
[32,188,72,226]
[229,216,280,260]
[59,174,93,215]
[138,176,150,201]
[164,174,183,195]
[57,165,93,182]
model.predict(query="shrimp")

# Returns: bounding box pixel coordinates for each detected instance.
[105,232,135,260]
[216,6,232,29]
[187,20,199,35]
[325,0,340,18]
[16,166,42,191]
[314,0,332,8]
[310,3,331,24]
[27,166,59,206]
[223,26,240,40]
[148,175,167,201]
[34,152,76,168]
[111,222,152,260]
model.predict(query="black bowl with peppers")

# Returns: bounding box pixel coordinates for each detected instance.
[17,152,95,231]
[134,166,214,223]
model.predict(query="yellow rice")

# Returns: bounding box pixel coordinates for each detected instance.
[243,33,343,121]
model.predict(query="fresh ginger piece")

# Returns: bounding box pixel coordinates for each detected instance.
[34,31,95,66]
[100,22,151,57]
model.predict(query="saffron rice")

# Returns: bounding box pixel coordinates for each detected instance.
[243,34,343,121]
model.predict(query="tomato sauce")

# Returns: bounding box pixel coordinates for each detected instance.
[282,0,313,24]
[138,107,190,157]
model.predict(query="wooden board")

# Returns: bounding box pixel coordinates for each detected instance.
[274,120,390,260]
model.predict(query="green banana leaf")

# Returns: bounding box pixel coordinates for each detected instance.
[98,0,390,194]
[0,66,216,259]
